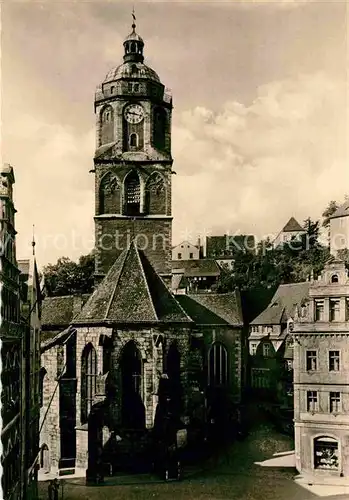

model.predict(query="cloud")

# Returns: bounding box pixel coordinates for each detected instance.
[9,72,348,265]
[172,72,348,244]
[3,115,95,266]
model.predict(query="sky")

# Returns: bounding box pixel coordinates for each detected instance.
[2,0,348,266]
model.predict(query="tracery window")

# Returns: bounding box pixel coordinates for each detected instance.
[208,342,228,386]
[81,344,97,424]
[124,171,141,216]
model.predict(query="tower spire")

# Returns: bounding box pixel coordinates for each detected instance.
[132,6,136,32]
[32,224,36,256]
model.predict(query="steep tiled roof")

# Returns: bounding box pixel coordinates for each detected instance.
[171,259,220,277]
[74,242,192,325]
[330,200,349,219]
[251,282,310,325]
[240,287,277,324]
[17,259,30,276]
[282,217,305,233]
[177,292,243,326]
[41,294,90,328]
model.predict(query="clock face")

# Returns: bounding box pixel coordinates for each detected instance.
[124,104,144,124]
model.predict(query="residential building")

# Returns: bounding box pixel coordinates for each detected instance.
[172,240,201,261]
[17,249,42,499]
[273,217,306,249]
[206,234,256,259]
[329,201,349,256]
[172,259,221,293]
[39,20,243,482]
[0,164,41,499]
[248,282,310,408]
[293,258,349,484]
[0,164,24,500]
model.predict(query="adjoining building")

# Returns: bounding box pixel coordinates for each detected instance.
[0,164,42,500]
[273,217,306,249]
[329,201,349,257]
[293,258,349,485]
[248,282,310,409]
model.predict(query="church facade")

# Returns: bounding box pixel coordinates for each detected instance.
[39,21,244,481]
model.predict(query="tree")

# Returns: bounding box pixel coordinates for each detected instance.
[322,201,339,228]
[43,253,95,297]
[303,217,320,249]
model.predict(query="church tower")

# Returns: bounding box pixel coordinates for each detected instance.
[93,17,173,284]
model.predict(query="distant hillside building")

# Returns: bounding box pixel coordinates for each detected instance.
[293,258,349,485]
[329,201,349,256]
[273,217,306,249]
[206,234,256,258]
[172,240,201,261]
[171,259,221,294]
[248,282,310,408]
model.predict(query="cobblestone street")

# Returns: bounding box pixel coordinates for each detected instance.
[38,422,348,500]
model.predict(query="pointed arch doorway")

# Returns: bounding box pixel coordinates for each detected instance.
[120,341,145,430]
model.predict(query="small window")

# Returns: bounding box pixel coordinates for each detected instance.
[110,86,115,94]
[129,133,138,148]
[251,343,257,356]
[329,351,340,371]
[307,390,318,412]
[331,274,339,283]
[315,300,324,321]
[306,350,317,371]
[329,392,341,413]
[178,253,182,260]
[263,343,270,357]
[330,299,340,322]
[189,253,193,259]
[134,83,139,93]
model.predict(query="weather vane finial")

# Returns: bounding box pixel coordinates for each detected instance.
[132,6,136,31]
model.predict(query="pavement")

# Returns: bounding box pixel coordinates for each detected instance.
[38,424,349,499]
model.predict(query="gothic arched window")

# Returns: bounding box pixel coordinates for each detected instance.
[124,171,141,216]
[145,173,165,215]
[81,343,97,424]
[99,172,120,214]
[153,107,167,150]
[208,342,228,386]
[100,105,114,145]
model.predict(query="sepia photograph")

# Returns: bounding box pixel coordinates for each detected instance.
[1,1,348,499]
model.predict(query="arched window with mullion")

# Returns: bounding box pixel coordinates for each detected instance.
[81,343,97,424]
[208,342,228,387]
[124,171,141,216]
